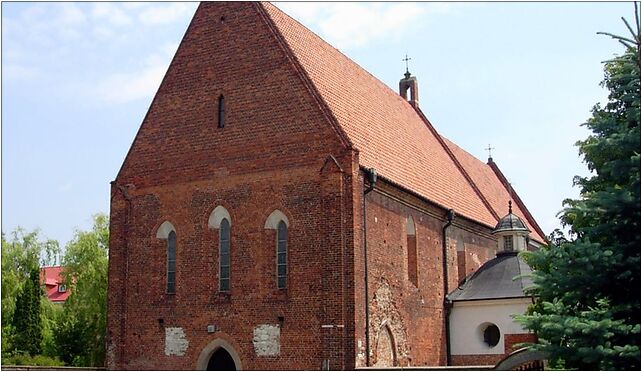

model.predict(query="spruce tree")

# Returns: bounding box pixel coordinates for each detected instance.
[13,268,43,356]
[517,8,640,370]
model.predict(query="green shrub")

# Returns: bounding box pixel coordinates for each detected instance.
[1,352,65,366]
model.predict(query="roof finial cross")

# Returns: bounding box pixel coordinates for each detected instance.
[403,54,412,75]
[485,144,495,162]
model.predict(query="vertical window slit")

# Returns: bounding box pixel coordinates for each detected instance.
[219,218,231,291]
[218,95,225,128]
[167,231,177,294]
[277,221,287,289]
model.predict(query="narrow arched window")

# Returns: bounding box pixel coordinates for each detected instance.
[219,218,231,291]
[407,216,418,287]
[218,95,225,128]
[167,231,177,294]
[276,220,287,289]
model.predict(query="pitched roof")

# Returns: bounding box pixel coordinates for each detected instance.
[40,266,70,302]
[442,138,546,243]
[262,2,498,227]
[447,252,533,301]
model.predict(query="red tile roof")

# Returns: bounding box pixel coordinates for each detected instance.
[442,138,546,243]
[40,266,70,303]
[262,3,498,227]
[259,3,545,238]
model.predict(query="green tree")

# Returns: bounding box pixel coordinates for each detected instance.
[517,9,640,370]
[1,229,59,356]
[55,213,109,367]
[40,297,63,358]
[12,268,43,356]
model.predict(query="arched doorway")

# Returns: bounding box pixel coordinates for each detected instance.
[207,348,236,371]
[196,338,242,371]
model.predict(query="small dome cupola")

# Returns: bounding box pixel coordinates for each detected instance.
[492,201,530,252]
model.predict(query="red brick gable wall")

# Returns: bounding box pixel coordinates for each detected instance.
[108,2,355,370]
[115,2,347,188]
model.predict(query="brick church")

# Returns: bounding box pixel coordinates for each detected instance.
[107,2,547,370]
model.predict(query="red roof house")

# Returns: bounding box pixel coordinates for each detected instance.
[40,266,70,303]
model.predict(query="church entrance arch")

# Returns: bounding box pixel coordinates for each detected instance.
[196,338,242,371]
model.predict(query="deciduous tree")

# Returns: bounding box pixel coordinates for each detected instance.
[56,213,109,367]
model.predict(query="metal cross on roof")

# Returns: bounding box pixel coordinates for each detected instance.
[403,54,412,74]
[485,144,495,161]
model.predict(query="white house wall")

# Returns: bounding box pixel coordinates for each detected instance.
[449,299,531,355]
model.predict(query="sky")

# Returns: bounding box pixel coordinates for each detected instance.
[1,1,635,249]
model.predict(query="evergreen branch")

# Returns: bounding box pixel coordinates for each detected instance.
[619,40,635,50]
[597,32,637,46]
[635,3,640,41]
[621,17,637,41]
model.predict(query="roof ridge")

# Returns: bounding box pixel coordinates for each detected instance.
[264,2,499,227]
[414,107,500,221]
[266,3,420,115]
[442,136,546,243]
[441,136,486,165]
[487,160,547,243]
[257,2,353,149]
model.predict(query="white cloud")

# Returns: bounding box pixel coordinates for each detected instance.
[275,2,458,49]
[94,43,177,105]
[96,64,168,104]
[93,25,114,39]
[91,3,132,27]
[138,3,195,26]
[3,64,39,80]
[122,2,148,11]
[58,3,87,26]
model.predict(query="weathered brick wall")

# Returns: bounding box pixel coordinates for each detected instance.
[452,229,498,282]
[109,165,357,370]
[108,2,355,370]
[451,354,501,366]
[504,333,537,355]
[353,179,497,368]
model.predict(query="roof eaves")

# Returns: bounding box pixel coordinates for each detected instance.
[256,2,354,150]
[359,165,496,230]
[413,107,501,222]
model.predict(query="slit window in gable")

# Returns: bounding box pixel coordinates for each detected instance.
[218,95,225,128]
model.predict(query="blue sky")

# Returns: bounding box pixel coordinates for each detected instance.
[2,2,635,248]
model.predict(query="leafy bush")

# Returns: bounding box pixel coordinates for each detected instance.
[1,352,65,366]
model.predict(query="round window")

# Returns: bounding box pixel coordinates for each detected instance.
[483,324,500,347]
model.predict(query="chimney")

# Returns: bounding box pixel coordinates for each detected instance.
[399,71,419,108]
